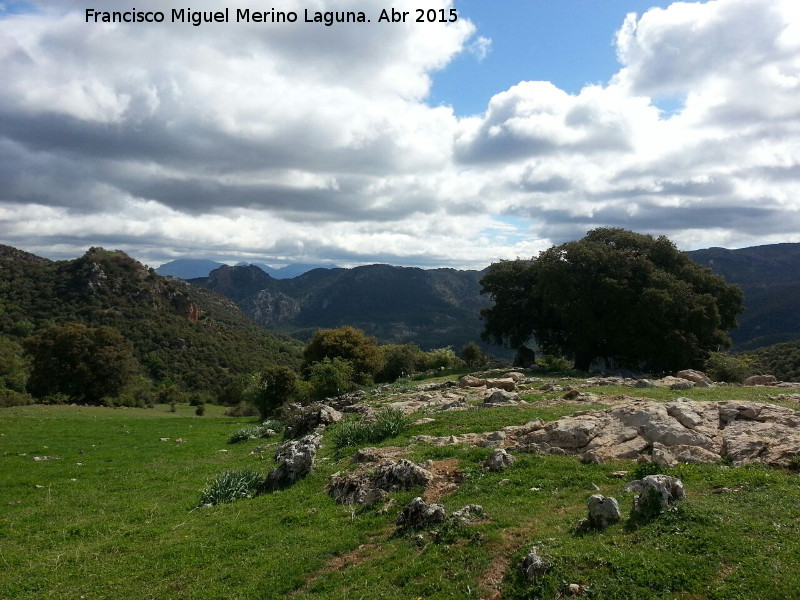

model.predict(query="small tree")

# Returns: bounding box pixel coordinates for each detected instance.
[303,326,383,385]
[377,344,425,382]
[254,365,299,418]
[24,323,136,404]
[306,357,355,400]
[460,342,487,368]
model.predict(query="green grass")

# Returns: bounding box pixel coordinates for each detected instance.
[2,383,799,599]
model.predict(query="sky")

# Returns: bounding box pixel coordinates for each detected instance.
[0,0,798,269]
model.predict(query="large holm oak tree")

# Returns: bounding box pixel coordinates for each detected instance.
[480,228,744,372]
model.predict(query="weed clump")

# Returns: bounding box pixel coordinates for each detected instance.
[198,469,263,506]
[330,408,407,449]
[228,421,282,444]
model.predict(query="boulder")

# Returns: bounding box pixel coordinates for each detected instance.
[327,459,432,505]
[505,371,526,382]
[395,497,446,529]
[744,375,778,386]
[484,448,516,472]
[261,433,321,492]
[624,474,685,514]
[459,375,486,388]
[521,547,550,581]
[634,379,655,388]
[318,405,344,425]
[676,369,712,385]
[483,389,521,405]
[587,494,621,529]
[451,504,485,523]
[485,378,517,391]
[374,459,433,491]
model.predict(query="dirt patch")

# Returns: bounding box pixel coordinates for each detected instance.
[476,528,532,600]
[423,458,464,503]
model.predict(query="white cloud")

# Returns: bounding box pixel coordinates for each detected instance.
[1,0,800,269]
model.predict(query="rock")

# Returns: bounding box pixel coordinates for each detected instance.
[459,375,487,388]
[654,376,694,388]
[624,474,685,514]
[451,504,485,523]
[412,418,436,425]
[485,378,517,391]
[484,448,516,472]
[634,379,655,388]
[395,497,446,529]
[676,369,713,385]
[326,473,388,506]
[505,371,526,382]
[318,405,344,425]
[670,381,694,391]
[260,433,321,492]
[521,547,550,581]
[352,447,383,463]
[374,459,433,491]
[587,494,621,529]
[483,389,521,405]
[744,375,778,386]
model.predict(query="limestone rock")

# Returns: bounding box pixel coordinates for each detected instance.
[374,459,433,491]
[744,375,778,386]
[587,494,621,528]
[484,448,516,472]
[451,504,485,523]
[261,433,321,492]
[483,389,521,405]
[485,378,517,391]
[521,547,550,581]
[319,405,344,425]
[505,371,526,382]
[395,497,446,529]
[459,375,486,388]
[624,474,685,514]
[676,369,712,385]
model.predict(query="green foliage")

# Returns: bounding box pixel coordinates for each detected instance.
[329,408,408,449]
[306,357,356,400]
[376,343,426,382]
[253,365,300,418]
[422,346,464,370]
[481,228,744,372]
[24,323,137,404]
[536,355,573,373]
[197,469,263,506]
[745,339,800,382]
[0,245,303,398]
[705,351,761,383]
[228,421,282,444]
[460,341,488,367]
[0,387,32,407]
[303,326,383,385]
[0,335,29,393]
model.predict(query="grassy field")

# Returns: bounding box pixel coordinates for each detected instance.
[2,380,799,599]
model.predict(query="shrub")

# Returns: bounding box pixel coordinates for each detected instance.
[195,403,205,416]
[228,421,283,444]
[224,401,259,417]
[0,388,33,408]
[197,469,263,506]
[253,366,299,418]
[377,344,425,383]
[460,342,488,368]
[537,355,573,373]
[303,326,383,385]
[705,352,760,383]
[307,357,356,400]
[423,347,464,371]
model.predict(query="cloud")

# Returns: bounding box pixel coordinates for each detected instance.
[1,0,799,269]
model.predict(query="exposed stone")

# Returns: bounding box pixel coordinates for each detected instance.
[483,389,521,405]
[318,405,344,425]
[744,375,779,386]
[451,504,485,523]
[587,494,621,528]
[670,381,694,391]
[634,379,655,388]
[395,496,446,529]
[459,375,487,388]
[521,547,550,581]
[655,376,694,388]
[505,371,526,382]
[676,369,713,385]
[624,474,686,514]
[485,378,517,391]
[484,448,516,472]
[374,459,433,491]
[261,433,321,492]
[327,459,433,505]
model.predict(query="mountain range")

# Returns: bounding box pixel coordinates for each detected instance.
[191,243,800,354]
[155,259,337,280]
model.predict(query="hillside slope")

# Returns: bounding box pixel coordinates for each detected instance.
[195,264,490,350]
[0,245,302,395]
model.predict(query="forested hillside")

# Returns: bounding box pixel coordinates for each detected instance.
[0,245,302,396]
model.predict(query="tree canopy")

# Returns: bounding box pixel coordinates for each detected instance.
[302,326,383,384]
[480,228,744,372]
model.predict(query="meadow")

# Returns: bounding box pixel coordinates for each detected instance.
[2,379,799,599]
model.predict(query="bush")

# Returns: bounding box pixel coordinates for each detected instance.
[197,469,263,506]
[0,388,33,408]
[224,401,259,417]
[460,342,488,368]
[307,357,356,400]
[253,366,299,418]
[195,403,205,416]
[537,355,573,372]
[422,347,464,371]
[303,326,383,385]
[329,408,408,449]
[705,352,760,383]
[228,421,283,444]
[377,344,426,383]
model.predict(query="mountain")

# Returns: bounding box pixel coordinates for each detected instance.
[155,258,227,279]
[193,264,491,351]
[237,262,339,279]
[0,245,302,396]
[687,243,800,350]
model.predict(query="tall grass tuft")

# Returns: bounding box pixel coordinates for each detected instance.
[197,469,263,506]
[330,408,407,450]
[228,421,283,444]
